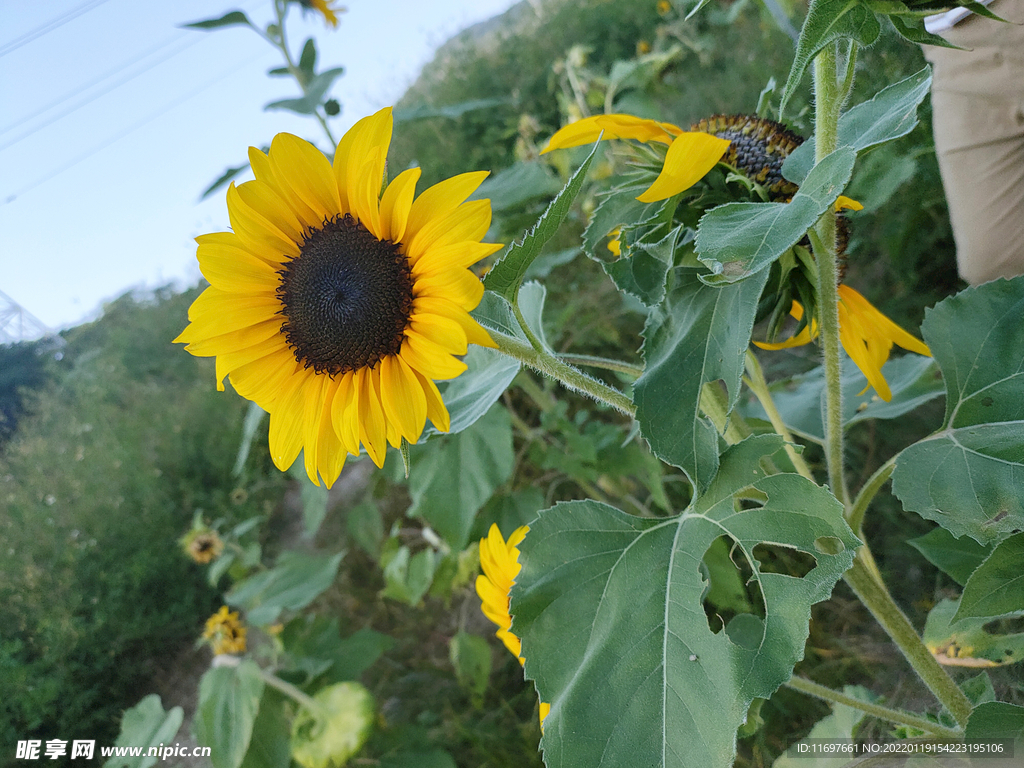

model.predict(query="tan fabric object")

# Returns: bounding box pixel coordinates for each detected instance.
[922,0,1024,285]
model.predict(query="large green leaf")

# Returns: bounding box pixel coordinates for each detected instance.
[512,435,858,768]
[634,267,769,493]
[381,545,437,606]
[955,532,1024,621]
[695,148,856,284]
[582,177,665,258]
[743,354,942,443]
[408,403,514,549]
[483,139,600,303]
[892,276,1024,544]
[923,598,1024,667]
[783,67,932,183]
[779,0,881,117]
[604,226,680,307]
[290,682,375,768]
[965,702,1024,745]
[226,551,344,625]
[240,690,292,768]
[196,661,265,768]
[908,527,993,587]
[104,695,183,768]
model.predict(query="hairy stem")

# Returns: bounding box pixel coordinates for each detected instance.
[743,351,816,482]
[786,676,962,740]
[492,332,635,415]
[843,550,973,727]
[557,353,644,377]
[847,456,896,531]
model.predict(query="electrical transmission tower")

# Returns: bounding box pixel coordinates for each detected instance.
[0,290,54,344]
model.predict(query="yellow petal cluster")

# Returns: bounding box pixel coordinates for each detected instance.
[476,524,549,726]
[541,113,730,203]
[754,284,931,401]
[175,107,501,488]
[203,606,247,655]
[302,0,344,27]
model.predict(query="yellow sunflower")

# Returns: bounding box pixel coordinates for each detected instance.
[298,0,344,28]
[754,284,931,402]
[476,524,549,726]
[184,530,224,564]
[175,107,501,488]
[541,113,731,203]
[203,606,247,655]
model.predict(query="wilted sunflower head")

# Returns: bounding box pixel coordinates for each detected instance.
[296,0,345,28]
[185,530,224,564]
[203,606,247,655]
[175,107,501,488]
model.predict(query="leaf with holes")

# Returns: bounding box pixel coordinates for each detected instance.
[511,434,858,768]
[892,276,1024,544]
[923,598,1024,668]
[634,267,769,493]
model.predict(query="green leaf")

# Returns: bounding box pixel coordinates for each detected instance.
[634,267,770,493]
[475,488,546,542]
[512,435,859,768]
[774,686,877,768]
[908,527,993,587]
[889,13,961,47]
[408,403,514,549]
[961,671,997,706]
[923,598,1024,667]
[298,38,317,79]
[202,163,251,202]
[892,276,1024,544]
[381,545,437,605]
[380,750,458,768]
[483,139,600,303]
[291,682,375,768]
[783,67,932,183]
[265,68,344,114]
[240,690,293,768]
[604,225,680,307]
[288,462,329,536]
[104,695,183,768]
[393,97,514,122]
[965,702,1024,744]
[702,537,755,616]
[282,615,391,684]
[743,354,942,443]
[450,631,492,702]
[196,661,265,768]
[955,532,1024,621]
[233,402,266,476]
[695,148,856,283]
[470,161,563,212]
[582,178,665,258]
[227,551,344,625]
[780,0,881,117]
[347,501,384,557]
[183,11,253,30]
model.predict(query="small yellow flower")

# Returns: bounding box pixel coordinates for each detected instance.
[298,0,344,28]
[476,524,549,726]
[541,114,730,203]
[657,0,673,14]
[607,228,622,257]
[754,284,931,401]
[185,531,224,564]
[203,606,247,655]
[636,40,652,55]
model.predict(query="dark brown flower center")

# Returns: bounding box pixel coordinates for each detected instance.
[277,214,413,375]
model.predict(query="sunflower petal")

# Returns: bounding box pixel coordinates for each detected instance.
[413,369,450,433]
[357,367,388,467]
[226,183,302,262]
[268,373,309,471]
[413,268,485,310]
[379,355,428,443]
[409,313,468,355]
[404,171,490,250]
[331,371,360,455]
[196,231,281,294]
[301,374,331,486]
[838,301,893,401]
[178,318,282,353]
[411,241,504,278]
[334,107,392,217]
[213,334,288,391]
[540,114,682,153]
[379,167,421,243]
[349,147,384,238]
[317,376,347,488]
[405,199,493,263]
[184,287,281,337]
[401,330,468,380]
[229,348,301,406]
[636,132,731,202]
[411,296,495,349]
[234,178,306,243]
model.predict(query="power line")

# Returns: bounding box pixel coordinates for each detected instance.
[2,49,272,204]
[0,35,202,152]
[0,32,196,137]
[0,0,113,58]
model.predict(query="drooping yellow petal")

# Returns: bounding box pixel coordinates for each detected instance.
[834,195,864,212]
[379,167,421,243]
[267,372,309,471]
[379,355,427,443]
[333,107,392,218]
[413,369,450,433]
[636,132,731,203]
[403,171,490,255]
[331,370,360,455]
[317,376,347,488]
[838,285,930,357]
[357,367,388,467]
[302,373,331,486]
[838,301,892,401]
[541,114,682,153]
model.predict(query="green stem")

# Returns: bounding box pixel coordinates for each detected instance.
[786,676,962,740]
[811,46,848,507]
[844,550,973,727]
[215,656,324,715]
[743,351,816,482]
[557,353,644,377]
[512,301,548,355]
[847,456,896,532]
[492,331,635,415]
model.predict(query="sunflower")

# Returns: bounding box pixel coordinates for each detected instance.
[297,0,344,28]
[184,530,224,564]
[175,108,501,487]
[541,113,731,203]
[754,284,931,402]
[203,606,247,655]
[476,524,549,726]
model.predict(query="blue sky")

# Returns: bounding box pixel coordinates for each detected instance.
[0,0,519,334]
